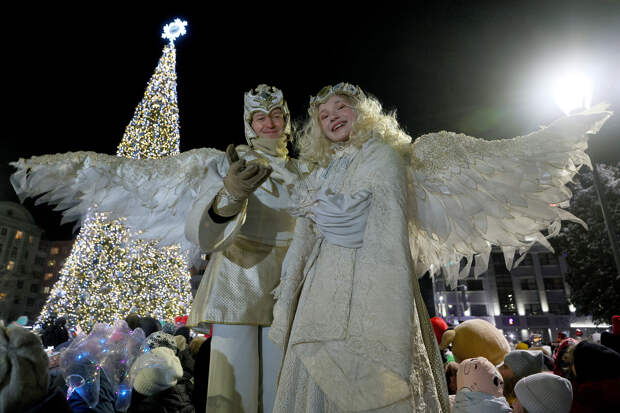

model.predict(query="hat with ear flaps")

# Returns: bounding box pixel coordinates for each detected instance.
[439,318,510,365]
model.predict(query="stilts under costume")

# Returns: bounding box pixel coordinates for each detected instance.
[9,84,305,413]
[270,83,612,413]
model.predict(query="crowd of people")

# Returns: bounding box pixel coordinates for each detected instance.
[435,315,620,413]
[0,314,212,413]
[2,313,618,412]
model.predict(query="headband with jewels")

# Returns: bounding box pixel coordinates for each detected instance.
[308,82,365,114]
[243,84,291,145]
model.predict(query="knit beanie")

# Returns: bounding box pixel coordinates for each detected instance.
[456,357,504,398]
[174,335,187,352]
[189,336,207,356]
[162,322,177,336]
[143,331,178,355]
[514,372,572,413]
[131,347,183,396]
[503,350,544,378]
[430,317,448,344]
[0,324,49,412]
[573,340,620,383]
[174,326,191,345]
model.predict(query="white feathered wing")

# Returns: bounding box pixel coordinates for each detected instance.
[10,147,224,264]
[406,105,612,287]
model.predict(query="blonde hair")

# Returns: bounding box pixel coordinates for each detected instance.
[295,92,411,167]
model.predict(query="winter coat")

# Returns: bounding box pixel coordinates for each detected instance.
[23,388,73,413]
[452,389,512,413]
[128,383,195,413]
[66,368,117,413]
[192,336,211,413]
[570,378,620,413]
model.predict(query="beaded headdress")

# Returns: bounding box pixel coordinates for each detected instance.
[243,84,291,145]
[308,82,365,114]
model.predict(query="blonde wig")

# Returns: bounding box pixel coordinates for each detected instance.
[295,89,411,167]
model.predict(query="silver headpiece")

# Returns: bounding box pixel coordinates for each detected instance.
[308,82,365,114]
[243,84,291,145]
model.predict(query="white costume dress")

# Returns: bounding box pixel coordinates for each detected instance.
[270,101,611,413]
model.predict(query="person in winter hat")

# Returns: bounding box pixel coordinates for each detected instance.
[452,357,512,413]
[600,315,620,354]
[498,350,545,405]
[138,316,162,338]
[430,316,449,344]
[512,372,572,413]
[128,347,194,413]
[440,318,510,365]
[567,340,620,413]
[142,331,178,355]
[0,323,72,412]
[553,338,577,379]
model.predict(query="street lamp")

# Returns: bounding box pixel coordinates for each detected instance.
[553,71,620,280]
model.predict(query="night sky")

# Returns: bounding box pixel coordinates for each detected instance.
[3,1,619,240]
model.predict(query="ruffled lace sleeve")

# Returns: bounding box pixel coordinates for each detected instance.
[407,104,612,287]
[10,147,225,263]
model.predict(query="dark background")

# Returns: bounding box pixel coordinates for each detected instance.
[2,1,619,240]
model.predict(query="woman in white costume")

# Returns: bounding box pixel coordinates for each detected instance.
[270,83,611,413]
[185,84,306,413]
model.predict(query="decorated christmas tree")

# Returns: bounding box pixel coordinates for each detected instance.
[36,19,192,331]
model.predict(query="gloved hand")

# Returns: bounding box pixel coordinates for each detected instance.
[222,144,272,200]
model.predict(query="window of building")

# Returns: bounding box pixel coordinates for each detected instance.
[470,304,488,316]
[466,279,484,291]
[34,256,45,266]
[17,280,24,289]
[493,253,510,274]
[10,247,17,258]
[524,303,543,315]
[44,273,54,281]
[0,242,3,253]
[30,284,39,293]
[520,278,537,290]
[26,298,35,306]
[48,260,56,267]
[0,227,7,236]
[24,250,29,260]
[29,235,34,244]
[519,254,533,266]
[544,278,564,290]
[50,247,59,255]
[6,261,15,271]
[0,292,6,301]
[538,254,557,266]
[496,273,517,315]
[15,231,23,240]
[43,287,50,294]
[548,302,569,314]
[13,297,20,305]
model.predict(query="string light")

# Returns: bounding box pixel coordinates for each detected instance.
[36,20,191,332]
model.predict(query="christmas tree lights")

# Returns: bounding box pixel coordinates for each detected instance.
[36,20,191,331]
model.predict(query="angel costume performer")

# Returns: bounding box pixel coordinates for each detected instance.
[269,83,612,413]
[9,85,305,413]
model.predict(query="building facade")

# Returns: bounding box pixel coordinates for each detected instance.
[433,245,603,344]
[0,201,45,323]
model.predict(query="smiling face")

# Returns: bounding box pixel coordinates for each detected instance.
[251,107,286,139]
[317,95,357,143]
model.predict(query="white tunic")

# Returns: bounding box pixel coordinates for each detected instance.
[186,146,302,326]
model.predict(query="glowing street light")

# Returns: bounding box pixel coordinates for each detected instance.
[553,71,593,115]
[552,71,620,281]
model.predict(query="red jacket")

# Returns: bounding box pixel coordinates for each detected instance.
[569,378,620,413]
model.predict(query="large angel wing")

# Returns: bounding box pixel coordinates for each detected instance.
[10,147,225,263]
[407,105,612,287]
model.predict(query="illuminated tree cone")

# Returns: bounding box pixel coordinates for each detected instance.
[37,212,192,331]
[116,43,180,159]
[36,20,191,331]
